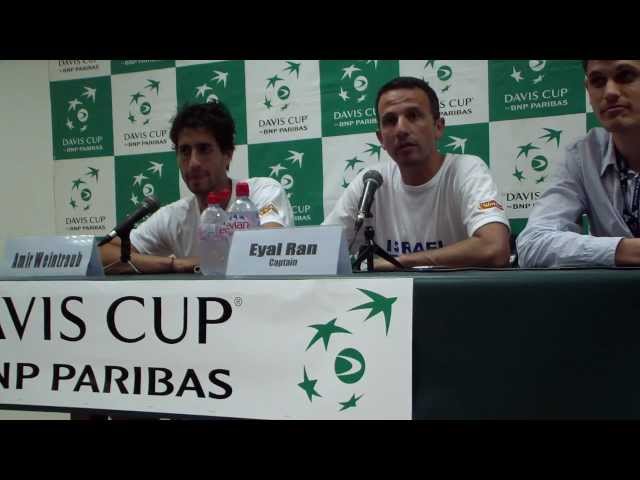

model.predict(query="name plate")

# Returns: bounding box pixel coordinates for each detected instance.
[1,235,104,277]
[226,225,351,276]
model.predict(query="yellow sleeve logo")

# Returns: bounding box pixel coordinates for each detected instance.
[479,200,504,211]
[259,203,280,217]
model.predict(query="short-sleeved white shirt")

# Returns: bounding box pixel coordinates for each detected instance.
[131,177,293,257]
[323,154,509,255]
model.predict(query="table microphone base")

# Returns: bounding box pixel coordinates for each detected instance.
[352,226,404,272]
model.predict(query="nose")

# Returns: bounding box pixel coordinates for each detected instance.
[604,78,622,102]
[184,149,205,169]
[395,115,410,137]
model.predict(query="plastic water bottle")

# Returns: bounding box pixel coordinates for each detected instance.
[227,181,260,232]
[198,190,232,276]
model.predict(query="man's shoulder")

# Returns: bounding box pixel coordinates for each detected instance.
[445,153,489,174]
[346,161,395,191]
[567,127,610,155]
[366,160,395,180]
[244,177,288,199]
[132,195,195,241]
[156,195,197,217]
[243,177,290,207]
[558,128,611,176]
[246,177,283,190]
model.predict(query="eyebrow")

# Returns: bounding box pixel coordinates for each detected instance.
[614,63,639,71]
[589,62,639,76]
[178,142,213,148]
[381,105,422,116]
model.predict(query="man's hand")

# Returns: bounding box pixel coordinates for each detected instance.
[261,221,284,229]
[615,238,640,266]
[373,256,406,271]
[100,238,201,274]
[172,256,200,273]
[392,222,511,269]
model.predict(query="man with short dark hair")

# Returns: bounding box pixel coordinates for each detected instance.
[323,76,511,269]
[100,102,293,273]
[517,60,640,267]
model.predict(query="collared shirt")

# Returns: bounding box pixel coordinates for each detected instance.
[517,127,632,267]
[616,152,640,236]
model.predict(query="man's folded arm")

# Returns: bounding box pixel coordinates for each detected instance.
[517,153,622,267]
[99,237,199,274]
[375,221,510,270]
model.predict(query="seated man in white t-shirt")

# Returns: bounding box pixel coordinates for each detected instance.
[100,101,293,274]
[323,76,510,269]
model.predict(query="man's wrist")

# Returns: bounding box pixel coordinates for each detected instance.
[615,238,640,266]
[169,255,201,274]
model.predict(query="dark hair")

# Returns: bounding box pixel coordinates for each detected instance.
[582,60,589,72]
[169,101,235,154]
[375,76,440,124]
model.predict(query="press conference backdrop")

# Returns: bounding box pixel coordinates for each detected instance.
[49,60,602,238]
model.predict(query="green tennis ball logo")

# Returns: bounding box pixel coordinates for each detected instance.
[334,348,365,384]
[529,60,546,72]
[354,75,368,92]
[80,188,92,202]
[140,102,152,115]
[280,174,294,190]
[142,184,154,196]
[77,108,89,123]
[277,85,291,100]
[437,65,452,81]
[531,155,548,172]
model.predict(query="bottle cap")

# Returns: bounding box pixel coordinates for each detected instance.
[236,181,250,197]
[207,189,231,205]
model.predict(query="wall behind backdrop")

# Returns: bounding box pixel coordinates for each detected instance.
[0,60,67,419]
[47,60,601,240]
[0,61,55,253]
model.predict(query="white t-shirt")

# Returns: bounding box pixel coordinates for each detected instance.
[322,154,509,255]
[131,177,293,257]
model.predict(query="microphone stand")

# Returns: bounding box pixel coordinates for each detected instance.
[352,225,405,272]
[119,229,132,264]
[103,227,141,274]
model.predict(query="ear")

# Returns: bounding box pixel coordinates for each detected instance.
[584,77,593,100]
[584,79,598,111]
[375,130,384,147]
[434,116,445,140]
[224,150,233,171]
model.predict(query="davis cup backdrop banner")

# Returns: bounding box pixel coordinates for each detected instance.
[49,60,600,238]
[0,278,413,419]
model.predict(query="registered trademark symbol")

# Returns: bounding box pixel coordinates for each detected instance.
[234,297,243,307]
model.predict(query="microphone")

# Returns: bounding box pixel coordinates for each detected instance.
[98,195,160,246]
[354,170,383,233]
